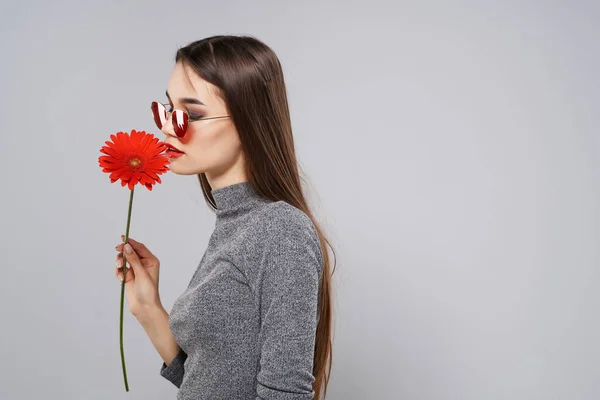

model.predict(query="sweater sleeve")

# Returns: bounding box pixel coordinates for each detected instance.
[255,216,324,400]
[159,347,188,388]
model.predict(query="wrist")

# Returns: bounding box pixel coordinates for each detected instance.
[136,302,166,327]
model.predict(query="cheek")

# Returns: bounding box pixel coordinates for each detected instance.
[187,125,241,162]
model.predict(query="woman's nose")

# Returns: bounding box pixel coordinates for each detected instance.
[161,113,178,138]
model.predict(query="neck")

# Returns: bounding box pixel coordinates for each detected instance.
[211,181,270,222]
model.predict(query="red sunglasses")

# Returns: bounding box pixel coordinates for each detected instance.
[150,101,231,138]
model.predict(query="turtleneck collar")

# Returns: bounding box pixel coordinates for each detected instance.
[211,181,270,221]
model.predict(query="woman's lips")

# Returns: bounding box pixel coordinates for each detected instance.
[164,143,184,153]
[165,149,184,159]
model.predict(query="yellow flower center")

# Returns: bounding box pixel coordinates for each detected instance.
[129,156,143,171]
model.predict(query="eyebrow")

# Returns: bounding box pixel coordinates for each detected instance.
[165,90,205,106]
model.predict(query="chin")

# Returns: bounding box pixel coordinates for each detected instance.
[168,162,204,176]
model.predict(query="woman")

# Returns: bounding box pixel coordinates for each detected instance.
[113,35,335,399]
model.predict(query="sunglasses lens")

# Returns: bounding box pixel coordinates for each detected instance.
[151,101,166,129]
[172,109,189,138]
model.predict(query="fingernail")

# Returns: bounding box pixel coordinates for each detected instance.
[125,243,132,254]
[118,274,123,282]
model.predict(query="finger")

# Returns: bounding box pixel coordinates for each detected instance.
[115,258,135,283]
[122,243,149,280]
[116,253,127,269]
[123,237,155,259]
[116,267,135,283]
[116,252,141,285]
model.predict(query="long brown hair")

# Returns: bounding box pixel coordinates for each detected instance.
[174,35,336,399]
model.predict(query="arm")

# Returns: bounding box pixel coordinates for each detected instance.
[255,218,323,400]
[138,304,187,388]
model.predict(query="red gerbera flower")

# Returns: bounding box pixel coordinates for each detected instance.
[98,129,170,190]
[98,128,170,392]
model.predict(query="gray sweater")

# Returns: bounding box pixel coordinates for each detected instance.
[159,181,324,399]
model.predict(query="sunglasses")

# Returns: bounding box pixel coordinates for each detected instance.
[150,101,231,138]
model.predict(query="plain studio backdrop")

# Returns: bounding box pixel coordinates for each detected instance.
[1,1,598,399]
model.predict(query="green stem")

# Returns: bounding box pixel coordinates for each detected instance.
[120,186,135,392]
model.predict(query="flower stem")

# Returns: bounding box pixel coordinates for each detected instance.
[120,186,135,392]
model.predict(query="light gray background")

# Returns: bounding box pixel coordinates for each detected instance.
[1,1,598,399]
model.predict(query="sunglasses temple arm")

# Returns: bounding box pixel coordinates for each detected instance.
[202,116,231,121]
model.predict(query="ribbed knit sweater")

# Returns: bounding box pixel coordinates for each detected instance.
[159,181,324,399]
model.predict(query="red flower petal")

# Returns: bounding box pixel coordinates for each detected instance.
[99,129,170,190]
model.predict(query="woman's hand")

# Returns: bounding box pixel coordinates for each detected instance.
[115,235,162,318]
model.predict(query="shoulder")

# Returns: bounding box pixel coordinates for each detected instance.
[258,200,314,232]
[255,200,323,266]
